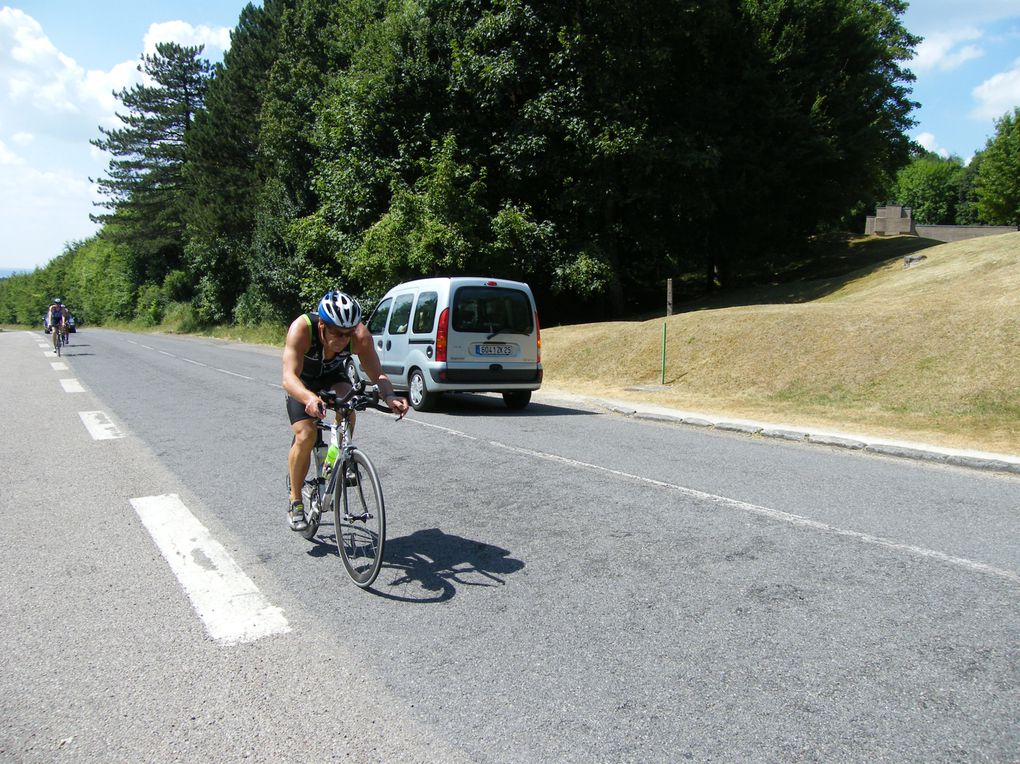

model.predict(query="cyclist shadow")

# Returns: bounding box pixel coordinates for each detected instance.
[309,526,524,602]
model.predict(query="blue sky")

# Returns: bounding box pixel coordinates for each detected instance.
[1,1,1019,272]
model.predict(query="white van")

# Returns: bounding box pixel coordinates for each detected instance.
[350,277,542,411]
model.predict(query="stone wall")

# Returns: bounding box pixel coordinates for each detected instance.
[866,204,1017,242]
[914,225,1017,243]
[865,205,915,236]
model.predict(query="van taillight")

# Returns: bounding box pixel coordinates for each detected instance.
[436,307,449,362]
[535,311,541,363]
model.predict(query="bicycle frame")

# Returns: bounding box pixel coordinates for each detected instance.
[313,408,355,511]
[305,384,376,522]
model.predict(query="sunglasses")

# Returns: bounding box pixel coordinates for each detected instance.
[323,325,355,337]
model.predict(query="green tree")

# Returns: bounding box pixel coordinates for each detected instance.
[90,43,212,285]
[894,151,966,224]
[955,153,982,225]
[728,0,919,279]
[184,0,292,322]
[976,107,1020,225]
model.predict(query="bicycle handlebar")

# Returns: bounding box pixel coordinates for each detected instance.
[318,381,380,412]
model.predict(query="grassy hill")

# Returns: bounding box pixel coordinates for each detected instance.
[541,232,1020,454]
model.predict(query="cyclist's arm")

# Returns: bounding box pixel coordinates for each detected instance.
[351,327,408,416]
[282,317,323,417]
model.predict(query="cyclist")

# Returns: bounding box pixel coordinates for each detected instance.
[282,289,409,531]
[45,299,66,352]
[59,304,71,346]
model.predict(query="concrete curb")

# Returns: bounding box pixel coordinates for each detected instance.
[546,394,1020,476]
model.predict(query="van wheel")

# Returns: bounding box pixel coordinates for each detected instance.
[409,369,439,411]
[502,391,531,410]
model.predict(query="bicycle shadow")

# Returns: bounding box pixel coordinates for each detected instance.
[308,526,524,602]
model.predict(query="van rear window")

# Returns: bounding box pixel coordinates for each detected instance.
[452,287,534,335]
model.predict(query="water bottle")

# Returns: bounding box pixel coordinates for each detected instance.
[324,430,339,471]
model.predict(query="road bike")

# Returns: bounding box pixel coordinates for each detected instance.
[288,381,387,588]
[50,323,61,356]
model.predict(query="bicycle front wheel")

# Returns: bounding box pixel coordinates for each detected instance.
[335,449,385,587]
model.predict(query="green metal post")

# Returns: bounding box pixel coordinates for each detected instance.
[661,322,666,385]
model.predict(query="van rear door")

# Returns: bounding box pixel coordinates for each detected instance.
[448,285,538,375]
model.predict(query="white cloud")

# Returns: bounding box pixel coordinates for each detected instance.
[0,137,24,165]
[904,0,1020,31]
[971,58,1020,120]
[912,28,984,73]
[143,21,232,58]
[0,159,99,267]
[0,8,130,141]
[913,131,950,158]
[0,10,231,268]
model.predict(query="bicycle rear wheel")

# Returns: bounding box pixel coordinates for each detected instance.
[335,449,385,587]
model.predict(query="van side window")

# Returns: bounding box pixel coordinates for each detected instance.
[412,291,438,333]
[367,298,392,335]
[388,294,414,335]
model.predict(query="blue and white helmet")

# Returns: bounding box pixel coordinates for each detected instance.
[318,290,361,329]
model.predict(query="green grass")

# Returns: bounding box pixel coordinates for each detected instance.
[542,232,1020,454]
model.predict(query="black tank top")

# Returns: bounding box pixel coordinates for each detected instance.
[299,313,351,382]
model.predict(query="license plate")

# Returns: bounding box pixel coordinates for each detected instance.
[476,343,514,356]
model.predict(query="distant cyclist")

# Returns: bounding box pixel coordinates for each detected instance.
[282,289,409,531]
[46,299,66,352]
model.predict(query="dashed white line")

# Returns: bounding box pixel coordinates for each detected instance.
[79,411,124,440]
[181,357,207,367]
[486,440,1020,587]
[140,344,154,350]
[215,368,253,380]
[51,362,68,371]
[59,378,85,393]
[159,351,176,358]
[130,494,291,645]
[406,417,478,439]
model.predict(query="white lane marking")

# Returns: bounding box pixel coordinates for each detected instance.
[60,378,85,393]
[42,351,57,358]
[51,362,68,371]
[159,351,176,358]
[267,383,283,390]
[140,344,154,350]
[181,357,207,367]
[79,411,124,440]
[215,368,253,381]
[405,417,478,440]
[127,340,138,345]
[488,441,1020,588]
[38,343,49,349]
[130,494,291,645]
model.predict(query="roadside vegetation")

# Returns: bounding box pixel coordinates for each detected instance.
[5,233,1017,454]
[542,233,1020,454]
[2,1,1018,452]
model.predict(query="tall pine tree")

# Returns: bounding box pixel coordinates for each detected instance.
[91,43,211,285]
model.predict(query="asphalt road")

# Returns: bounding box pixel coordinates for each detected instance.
[2,328,1018,763]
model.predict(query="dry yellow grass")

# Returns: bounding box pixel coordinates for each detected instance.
[541,232,1020,454]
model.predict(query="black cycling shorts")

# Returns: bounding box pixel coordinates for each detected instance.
[286,374,352,424]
